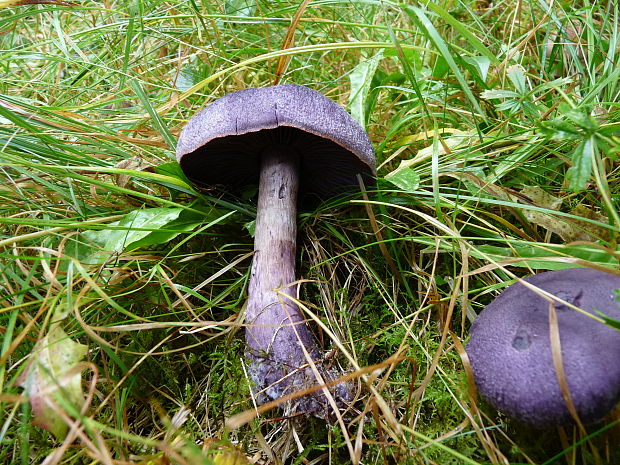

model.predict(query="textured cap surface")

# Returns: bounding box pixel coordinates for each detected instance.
[466,268,620,428]
[177,84,376,205]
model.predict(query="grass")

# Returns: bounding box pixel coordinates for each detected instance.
[1,0,619,463]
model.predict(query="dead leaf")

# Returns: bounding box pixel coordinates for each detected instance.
[18,323,88,440]
[515,186,578,241]
[514,186,610,242]
[113,156,153,189]
[273,0,312,85]
[567,204,611,242]
[520,186,563,232]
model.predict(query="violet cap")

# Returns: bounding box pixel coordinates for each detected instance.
[467,268,620,428]
[177,84,376,206]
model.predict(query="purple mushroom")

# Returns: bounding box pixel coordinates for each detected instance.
[466,268,620,428]
[176,84,376,417]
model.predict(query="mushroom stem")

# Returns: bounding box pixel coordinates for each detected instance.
[246,148,351,416]
[246,147,315,357]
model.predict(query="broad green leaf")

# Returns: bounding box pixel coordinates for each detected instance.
[18,324,88,440]
[155,161,186,179]
[463,56,491,82]
[539,117,583,140]
[73,207,235,264]
[597,121,620,137]
[349,51,384,126]
[506,64,527,95]
[566,137,595,191]
[565,109,598,133]
[77,207,185,264]
[128,213,205,250]
[95,207,185,253]
[541,109,599,140]
[480,89,520,100]
[385,168,420,192]
[224,0,255,16]
[244,219,256,237]
[495,99,521,114]
[432,54,449,79]
[522,100,542,118]
[384,48,423,72]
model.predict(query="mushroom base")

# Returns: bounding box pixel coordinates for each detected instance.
[246,348,353,420]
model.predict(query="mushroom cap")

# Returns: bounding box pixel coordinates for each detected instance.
[177,84,376,206]
[466,268,620,428]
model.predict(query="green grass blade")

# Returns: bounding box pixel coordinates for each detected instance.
[405,5,487,123]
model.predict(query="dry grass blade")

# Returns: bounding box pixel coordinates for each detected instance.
[548,301,606,464]
[548,301,585,433]
[357,175,403,284]
[273,0,313,84]
[451,331,508,464]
